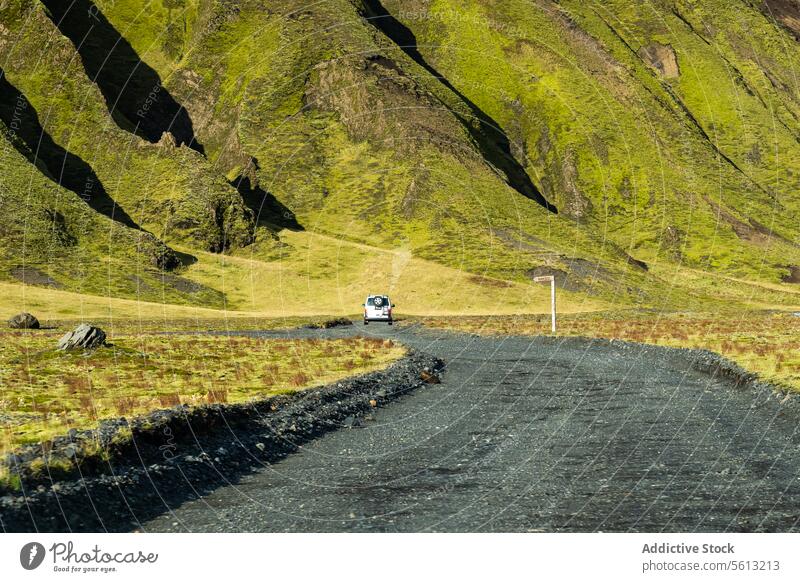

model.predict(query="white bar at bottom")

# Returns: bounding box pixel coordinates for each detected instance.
[0,533,797,581]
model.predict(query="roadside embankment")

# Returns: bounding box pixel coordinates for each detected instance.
[0,349,443,532]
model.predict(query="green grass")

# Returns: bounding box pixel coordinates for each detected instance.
[389,0,800,282]
[1,1,253,253]
[4,0,800,314]
[0,330,405,455]
[175,230,613,315]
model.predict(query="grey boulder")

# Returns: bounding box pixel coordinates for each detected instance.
[57,324,106,350]
[8,312,40,329]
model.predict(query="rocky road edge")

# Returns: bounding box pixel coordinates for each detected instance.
[0,350,443,532]
[603,337,794,403]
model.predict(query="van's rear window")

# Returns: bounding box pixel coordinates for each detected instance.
[367,297,388,306]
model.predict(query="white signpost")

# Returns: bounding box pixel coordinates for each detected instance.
[533,275,556,333]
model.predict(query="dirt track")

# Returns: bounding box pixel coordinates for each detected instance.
[142,325,800,532]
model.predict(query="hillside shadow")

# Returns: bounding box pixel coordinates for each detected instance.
[232,161,303,232]
[172,250,198,268]
[41,0,204,154]
[360,0,557,213]
[0,69,140,229]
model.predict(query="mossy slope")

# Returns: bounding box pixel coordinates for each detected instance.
[1,0,799,312]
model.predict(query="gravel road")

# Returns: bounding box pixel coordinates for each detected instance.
[142,325,800,532]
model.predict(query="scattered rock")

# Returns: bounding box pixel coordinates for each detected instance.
[57,324,107,351]
[306,317,353,329]
[0,349,444,531]
[9,266,62,288]
[157,131,177,149]
[420,368,441,384]
[7,312,40,329]
[159,273,207,294]
[136,233,181,271]
[625,254,649,272]
[781,265,800,284]
[762,0,800,39]
[639,42,680,78]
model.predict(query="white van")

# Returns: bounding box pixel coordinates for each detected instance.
[363,295,394,325]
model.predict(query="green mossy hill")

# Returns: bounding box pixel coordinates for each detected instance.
[1,0,799,310]
[0,1,254,253]
[0,118,225,307]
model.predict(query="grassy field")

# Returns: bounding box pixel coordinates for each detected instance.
[0,330,404,457]
[420,310,800,392]
[177,229,614,316]
[0,227,613,323]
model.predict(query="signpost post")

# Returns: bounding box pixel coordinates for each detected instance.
[533,275,556,333]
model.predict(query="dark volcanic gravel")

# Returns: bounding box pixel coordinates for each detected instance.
[138,326,800,533]
[0,348,441,532]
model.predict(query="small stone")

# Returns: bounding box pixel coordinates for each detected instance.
[158,132,177,149]
[8,312,40,329]
[57,324,106,351]
[420,370,441,384]
[254,442,265,451]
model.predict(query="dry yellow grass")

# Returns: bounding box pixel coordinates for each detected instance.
[420,311,800,392]
[174,230,611,316]
[0,331,404,455]
[0,280,248,321]
[0,229,610,324]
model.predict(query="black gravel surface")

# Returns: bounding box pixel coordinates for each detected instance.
[140,325,800,533]
[0,348,441,532]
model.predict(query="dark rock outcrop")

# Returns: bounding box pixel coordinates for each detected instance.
[57,324,106,350]
[7,312,40,329]
[306,317,353,329]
